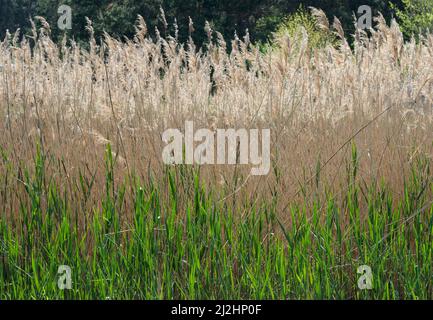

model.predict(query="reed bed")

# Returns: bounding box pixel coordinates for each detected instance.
[0,10,433,299]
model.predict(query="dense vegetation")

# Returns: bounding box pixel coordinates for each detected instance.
[2,145,433,299]
[0,7,433,298]
[0,0,416,46]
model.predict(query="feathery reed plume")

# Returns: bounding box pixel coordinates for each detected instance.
[309,7,330,31]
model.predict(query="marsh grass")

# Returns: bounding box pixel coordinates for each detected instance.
[1,9,433,299]
[0,143,433,299]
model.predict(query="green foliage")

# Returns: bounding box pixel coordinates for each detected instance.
[0,1,406,48]
[254,13,285,43]
[1,144,433,298]
[5,1,433,49]
[258,6,337,53]
[391,0,433,39]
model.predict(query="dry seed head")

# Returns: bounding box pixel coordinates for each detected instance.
[309,7,330,31]
[188,17,195,36]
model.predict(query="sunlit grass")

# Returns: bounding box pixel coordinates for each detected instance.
[1,144,433,299]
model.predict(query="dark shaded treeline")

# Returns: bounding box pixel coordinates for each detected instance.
[0,0,402,46]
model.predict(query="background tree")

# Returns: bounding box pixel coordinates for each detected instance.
[392,0,433,39]
[0,0,410,47]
